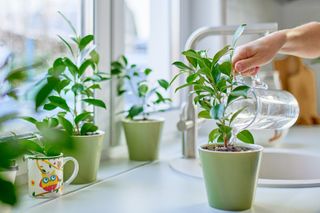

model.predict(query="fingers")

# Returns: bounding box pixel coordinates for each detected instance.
[234,56,261,73]
[239,66,260,76]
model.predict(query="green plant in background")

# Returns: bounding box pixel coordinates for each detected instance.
[23,11,109,136]
[171,24,254,147]
[0,62,59,206]
[111,55,171,120]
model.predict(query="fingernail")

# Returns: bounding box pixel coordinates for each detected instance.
[236,63,243,72]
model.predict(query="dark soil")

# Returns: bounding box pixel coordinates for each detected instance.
[203,144,251,152]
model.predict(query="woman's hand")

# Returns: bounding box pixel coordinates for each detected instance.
[232,22,320,76]
[232,30,287,76]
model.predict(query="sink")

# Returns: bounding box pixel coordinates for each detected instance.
[169,148,320,187]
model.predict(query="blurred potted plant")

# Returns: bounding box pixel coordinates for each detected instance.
[0,61,43,209]
[171,24,263,211]
[23,12,109,184]
[111,56,171,161]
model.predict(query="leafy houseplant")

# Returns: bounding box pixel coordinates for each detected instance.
[172,24,263,210]
[23,12,108,184]
[111,56,171,161]
[0,62,71,207]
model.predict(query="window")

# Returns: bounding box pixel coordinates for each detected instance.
[0,0,90,133]
[123,0,177,111]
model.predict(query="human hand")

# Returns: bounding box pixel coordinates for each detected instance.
[232,31,287,76]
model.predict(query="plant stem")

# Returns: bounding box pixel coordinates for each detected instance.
[224,136,228,147]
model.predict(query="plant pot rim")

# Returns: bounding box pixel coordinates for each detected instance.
[25,153,63,160]
[71,130,105,138]
[122,117,164,123]
[199,143,263,154]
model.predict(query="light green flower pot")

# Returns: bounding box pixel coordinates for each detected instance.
[63,131,104,184]
[122,118,164,161]
[199,143,263,211]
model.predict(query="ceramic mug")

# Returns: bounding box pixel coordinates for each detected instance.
[26,154,79,198]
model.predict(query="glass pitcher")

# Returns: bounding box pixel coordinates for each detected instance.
[226,75,300,130]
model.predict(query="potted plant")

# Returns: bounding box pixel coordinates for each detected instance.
[171,24,263,211]
[111,56,171,161]
[0,61,42,207]
[23,12,109,184]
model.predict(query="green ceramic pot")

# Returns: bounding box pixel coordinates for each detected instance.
[199,143,263,211]
[63,131,104,184]
[122,118,164,161]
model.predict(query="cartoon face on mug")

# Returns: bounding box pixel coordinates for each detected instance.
[28,157,64,198]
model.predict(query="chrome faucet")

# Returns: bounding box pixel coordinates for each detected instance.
[177,23,278,159]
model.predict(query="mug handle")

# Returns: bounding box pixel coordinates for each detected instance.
[63,157,79,185]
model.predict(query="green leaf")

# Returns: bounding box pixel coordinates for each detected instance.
[90,50,100,64]
[75,112,92,124]
[72,83,85,94]
[232,24,246,48]
[48,118,59,128]
[182,50,202,62]
[198,110,211,119]
[43,103,57,111]
[172,61,193,71]
[138,84,149,97]
[83,98,106,109]
[216,79,227,92]
[58,116,74,135]
[21,116,37,124]
[219,61,232,76]
[158,79,169,90]
[237,130,254,144]
[58,11,78,35]
[35,77,59,109]
[79,34,94,51]
[211,64,221,84]
[58,34,74,57]
[227,94,238,105]
[20,139,45,155]
[230,106,247,124]
[89,84,101,90]
[210,104,225,120]
[212,45,230,64]
[209,128,220,142]
[186,73,198,83]
[48,96,70,111]
[169,71,188,86]
[52,58,66,77]
[144,68,152,75]
[64,58,78,76]
[120,55,128,66]
[80,123,98,135]
[55,79,70,94]
[79,59,94,76]
[174,83,193,93]
[127,105,143,119]
[230,85,250,97]
[0,178,17,205]
[183,49,198,67]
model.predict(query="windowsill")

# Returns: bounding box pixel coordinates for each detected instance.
[12,109,181,212]
[13,145,152,212]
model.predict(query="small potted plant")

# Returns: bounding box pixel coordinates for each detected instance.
[23,12,109,184]
[111,56,171,161]
[171,24,263,211]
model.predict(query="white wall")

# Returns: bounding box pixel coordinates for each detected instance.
[280,0,320,29]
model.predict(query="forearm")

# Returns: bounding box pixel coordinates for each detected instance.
[279,22,320,58]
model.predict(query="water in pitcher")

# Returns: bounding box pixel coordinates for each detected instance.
[226,88,299,130]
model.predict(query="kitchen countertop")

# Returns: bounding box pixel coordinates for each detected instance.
[13,126,320,213]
